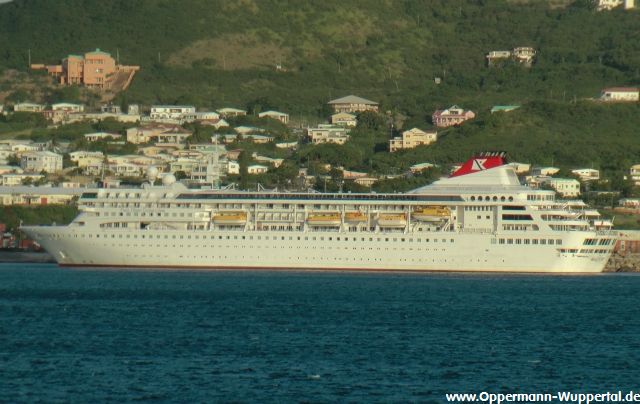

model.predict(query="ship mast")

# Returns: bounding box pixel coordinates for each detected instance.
[206,135,221,189]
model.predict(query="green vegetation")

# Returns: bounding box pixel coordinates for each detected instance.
[0,205,79,232]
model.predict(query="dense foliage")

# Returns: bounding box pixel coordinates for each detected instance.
[0,205,79,231]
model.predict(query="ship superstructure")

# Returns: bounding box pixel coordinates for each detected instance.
[22,154,616,272]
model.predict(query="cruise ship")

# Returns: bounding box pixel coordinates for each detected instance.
[22,153,616,273]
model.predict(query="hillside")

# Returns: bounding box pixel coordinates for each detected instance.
[0,0,639,186]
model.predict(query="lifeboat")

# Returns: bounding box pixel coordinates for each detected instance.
[345,212,367,223]
[377,213,407,227]
[412,206,450,222]
[212,211,248,225]
[307,213,341,226]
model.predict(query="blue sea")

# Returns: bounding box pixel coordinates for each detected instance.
[1,264,639,402]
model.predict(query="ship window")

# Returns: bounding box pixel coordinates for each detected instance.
[451,239,454,243]
[501,197,506,201]
[499,239,505,244]
[540,239,546,245]
[470,196,476,201]
[509,197,514,201]
[493,196,498,201]
[548,239,554,245]
[507,239,513,244]
[524,239,530,245]
[516,239,521,244]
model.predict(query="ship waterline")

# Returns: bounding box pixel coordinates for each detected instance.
[21,153,617,273]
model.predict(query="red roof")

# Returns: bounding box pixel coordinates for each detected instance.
[603,87,639,92]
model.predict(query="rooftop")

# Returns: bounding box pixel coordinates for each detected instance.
[328,95,378,105]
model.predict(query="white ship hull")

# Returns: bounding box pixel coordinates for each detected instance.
[22,226,611,273]
[20,154,617,274]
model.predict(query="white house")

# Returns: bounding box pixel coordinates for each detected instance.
[571,168,600,182]
[248,164,269,174]
[532,167,560,176]
[258,110,289,124]
[216,107,247,118]
[150,105,196,121]
[13,102,45,112]
[83,132,123,142]
[20,151,63,173]
[51,103,85,112]
[0,174,45,186]
[600,87,639,102]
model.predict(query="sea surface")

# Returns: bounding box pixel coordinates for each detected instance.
[1,264,639,402]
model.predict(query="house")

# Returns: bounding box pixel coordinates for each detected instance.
[389,128,437,152]
[571,168,600,182]
[619,198,640,208]
[20,151,63,173]
[101,104,121,114]
[248,164,269,174]
[508,162,531,174]
[432,106,475,127]
[410,163,436,173]
[227,161,240,175]
[491,105,520,114]
[258,110,289,124]
[69,151,104,163]
[51,103,85,113]
[195,111,220,121]
[126,123,186,144]
[532,167,560,176]
[328,95,379,113]
[252,153,284,168]
[83,132,122,142]
[354,177,378,187]
[596,0,635,10]
[546,178,581,198]
[330,112,358,127]
[234,126,265,135]
[13,102,45,113]
[201,118,229,129]
[629,164,640,185]
[276,141,298,149]
[487,48,536,67]
[0,165,22,175]
[341,170,369,180]
[0,174,45,186]
[30,48,140,89]
[215,134,274,144]
[512,47,536,66]
[600,87,639,102]
[150,105,196,121]
[307,125,351,145]
[216,107,247,118]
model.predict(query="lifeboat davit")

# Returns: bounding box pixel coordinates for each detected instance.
[212,211,248,225]
[412,206,450,222]
[307,213,341,226]
[377,213,407,227]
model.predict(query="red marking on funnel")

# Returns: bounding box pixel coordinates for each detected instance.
[450,152,507,177]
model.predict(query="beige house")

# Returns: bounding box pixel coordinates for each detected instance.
[126,124,188,144]
[258,110,289,124]
[389,128,437,152]
[307,125,351,145]
[328,95,379,113]
[0,174,45,186]
[596,0,635,10]
[330,112,358,127]
[600,87,639,102]
[629,164,640,185]
[546,178,581,198]
[0,186,83,205]
[248,164,269,174]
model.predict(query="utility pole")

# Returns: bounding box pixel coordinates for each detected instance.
[27,49,31,67]
[116,48,120,64]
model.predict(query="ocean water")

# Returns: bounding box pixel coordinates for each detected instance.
[1,264,639,402]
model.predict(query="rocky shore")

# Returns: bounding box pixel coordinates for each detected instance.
[604,253,640,273]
